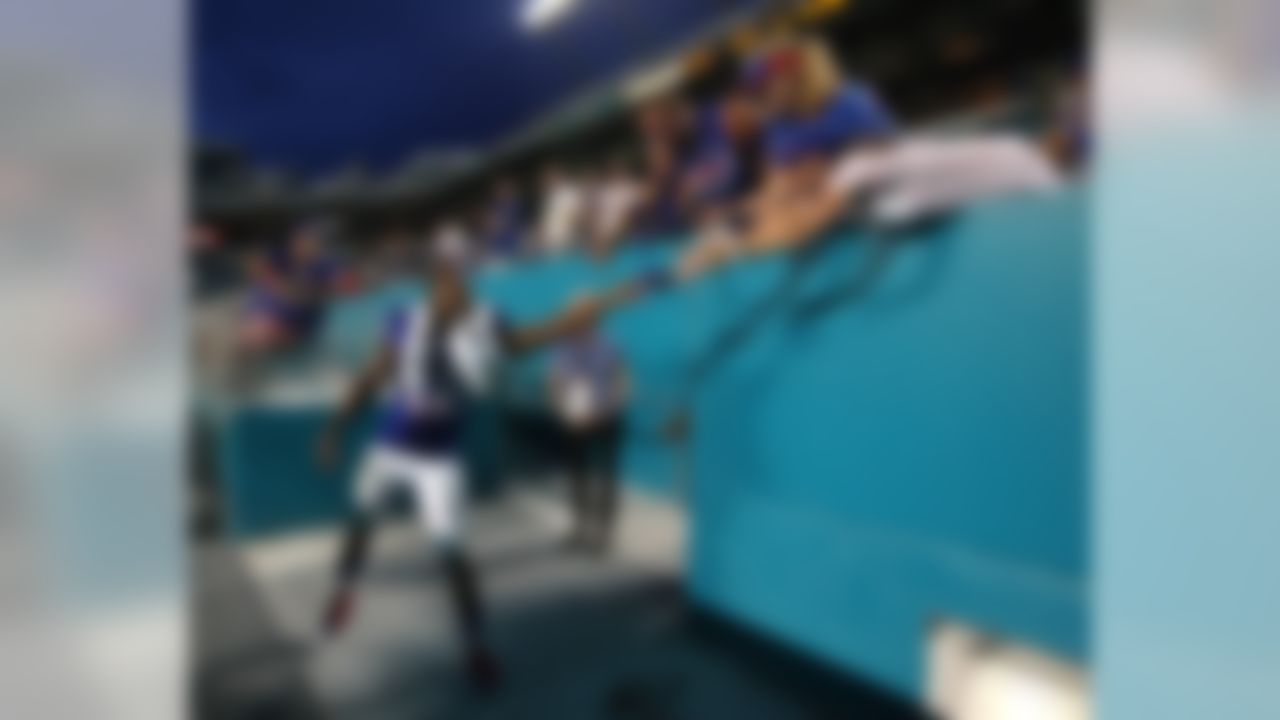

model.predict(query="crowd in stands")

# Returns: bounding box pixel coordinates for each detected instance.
[217,35,1086,366]
[400,36,903,273]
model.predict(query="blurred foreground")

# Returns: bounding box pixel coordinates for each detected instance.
[194,483,917,719]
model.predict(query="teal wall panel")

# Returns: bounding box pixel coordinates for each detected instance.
[685,190,1087,698]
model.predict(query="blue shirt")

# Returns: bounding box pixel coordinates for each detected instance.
[486,197,525,259]
[766,83,895,167]
[636,129,700,236]
[247,251,341,338]
[690,125,764,206]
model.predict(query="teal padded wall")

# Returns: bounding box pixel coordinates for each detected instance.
[683,189,1086,699]
[218,408,368,537]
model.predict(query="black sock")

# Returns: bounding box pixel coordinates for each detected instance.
[441,549,486,650]
[336,513,374,586]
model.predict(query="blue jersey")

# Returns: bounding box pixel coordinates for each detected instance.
[375,304,509,456]
[766,83,895,167]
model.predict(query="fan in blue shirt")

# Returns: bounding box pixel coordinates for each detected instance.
[764,82,896,167]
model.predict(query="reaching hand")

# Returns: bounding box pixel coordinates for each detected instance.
[677,223,741,281]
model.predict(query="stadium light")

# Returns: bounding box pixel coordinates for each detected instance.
[521,0,581,32]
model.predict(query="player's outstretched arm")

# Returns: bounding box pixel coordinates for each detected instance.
[503,295,613,356]
[315,343,394,470]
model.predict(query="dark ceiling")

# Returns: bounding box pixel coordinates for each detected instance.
[194,0,765,178]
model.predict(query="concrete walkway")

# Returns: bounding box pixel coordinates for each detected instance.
[195,486,891,719]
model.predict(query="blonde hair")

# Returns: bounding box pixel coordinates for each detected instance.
[795,37,844,112]
[754,35,845,113]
